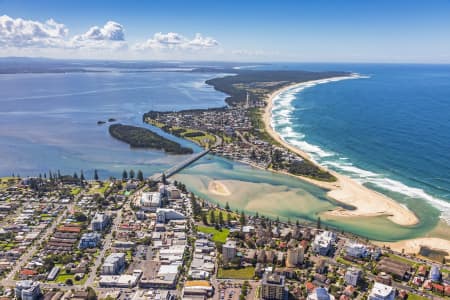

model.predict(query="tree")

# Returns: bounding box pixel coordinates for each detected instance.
[137,170,144,181]
[129,169,135,179]
[80,170,85,181]
[240,211,246,226]
[218,211,224,226]
[162,173,167,184]
[317,217,321,229]
[122,169,128,180]
[65,278,73,285]
[227,212,232,226]
[209,210,216,224]
[225,202,230,211]
[86,287,97,300]
[73,172,78,180]
[202,213,208,225]
[94,169,99,181]
[74,212,88,222]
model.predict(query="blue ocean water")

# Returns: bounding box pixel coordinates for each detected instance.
[270,63,450,223]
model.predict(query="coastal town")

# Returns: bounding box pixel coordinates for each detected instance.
[0,173,448,300]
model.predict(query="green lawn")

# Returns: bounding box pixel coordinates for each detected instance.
[407,294,428,300]
[197,226,229,243]
[218,267,255,279]
[386,253,416,266]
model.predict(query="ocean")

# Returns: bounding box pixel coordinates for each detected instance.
[269,63,450,224]
[0,61,448,241]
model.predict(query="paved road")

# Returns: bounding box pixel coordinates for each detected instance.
[1,202,73,287]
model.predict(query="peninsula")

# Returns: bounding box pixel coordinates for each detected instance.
[145,69,419,226]
[109,123,193,154]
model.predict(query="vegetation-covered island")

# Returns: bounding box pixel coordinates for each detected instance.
[144,69,349,181]
[109,123,193,154]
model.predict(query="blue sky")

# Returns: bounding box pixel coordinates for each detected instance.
[1,0,450,62]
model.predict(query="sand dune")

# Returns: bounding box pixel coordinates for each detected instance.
[263,78,419,226]
[373,238,450,255]
[208,180,232,196]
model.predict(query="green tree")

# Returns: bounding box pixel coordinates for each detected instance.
[240,211,246,226]
[73,172,78,179]
[94,169,99,181]
[209,210,216,224]
[317,217,321,229]
[225,202,230,211]
[162,173,167,184]
[218,211,224,226]
[137,170,144,181]
[129,169,135,179]
[80,170,85,181]
[122,169,128,180]
[86,287,97,300]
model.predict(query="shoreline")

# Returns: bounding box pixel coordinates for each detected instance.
[262,76,420,227]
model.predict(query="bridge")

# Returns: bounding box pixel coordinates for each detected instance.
[149,149,210,182]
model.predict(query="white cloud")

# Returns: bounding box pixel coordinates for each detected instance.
[0,15,220,59]
[72,21,125,42]
[70,21,127,50]
[0,14,67,47]
[136,32,218,50]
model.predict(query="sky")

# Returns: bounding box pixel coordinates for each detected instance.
[1,0,450,63]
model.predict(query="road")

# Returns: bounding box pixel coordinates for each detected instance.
[1,202,73,287]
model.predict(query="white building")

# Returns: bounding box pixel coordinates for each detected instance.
[15,281,41,300]
[140,192,161,211]
[91,212,110,232]
[99,274,139,288]
[307,287,335,300]
[345,241,369,258]
[368,282,396,300]
[312,231,336,256]
[222,240,237,263]
[102,253,126,275]
[345,267,362,286]
[286,246,304,267]
[156,208,185,223]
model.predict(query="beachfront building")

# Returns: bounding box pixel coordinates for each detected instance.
[15,280,41,300]
[102,253,126,275]
[368,282,396,300]
[307,287,335,300]
[261,272,288,300]
[140,192,161,212]
[91,212,110,232]
[312,231,336,256]
[345,267,362,286]
[286,246,304,268]
[156,208,185,223]
[222,240,237,264]
[345,241,369,258]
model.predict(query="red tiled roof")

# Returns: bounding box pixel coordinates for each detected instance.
[20,269,37,276]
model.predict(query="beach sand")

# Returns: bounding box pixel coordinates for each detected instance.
[208,180,232,196]
[263,77,420,226]
[373,238,450,256]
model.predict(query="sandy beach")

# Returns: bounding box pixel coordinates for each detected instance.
[263,76,420,226]
[373,238,450,256]
[208,180,232,196]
